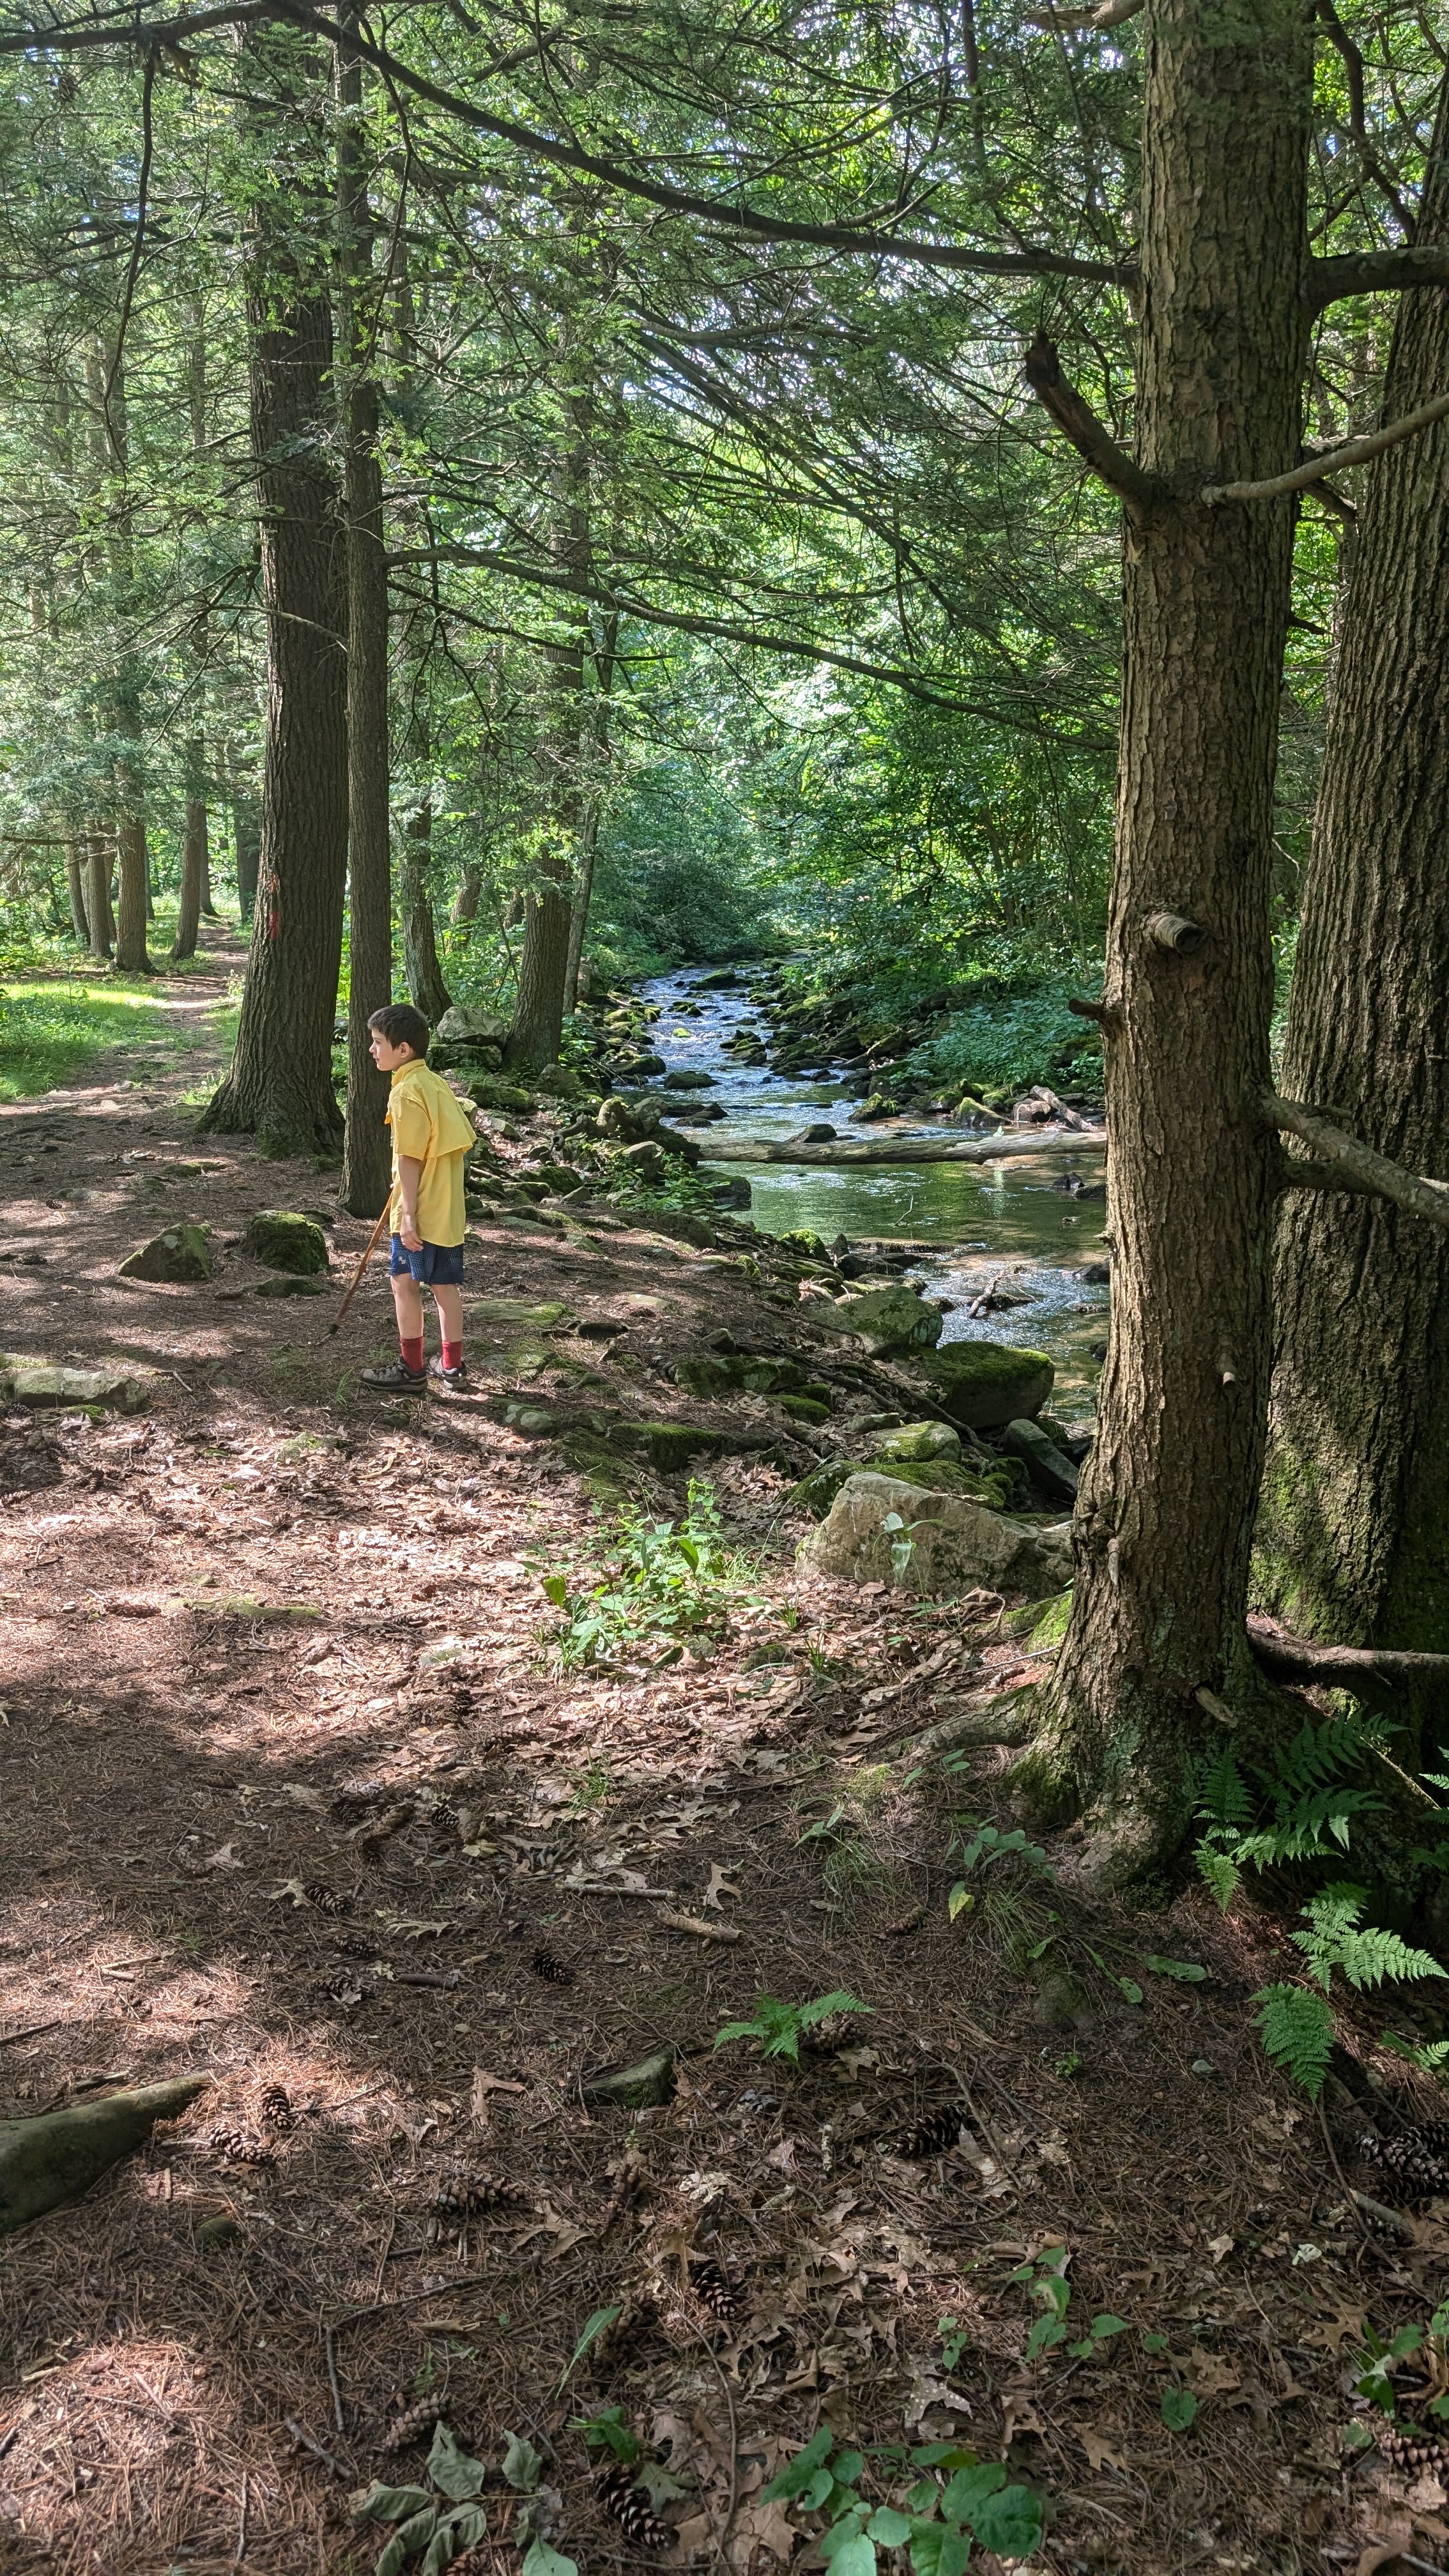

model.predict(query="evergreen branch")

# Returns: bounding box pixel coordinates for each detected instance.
[1312,0,1414,231]
[1206,390,1449,503]
[1024,0,1143,27]
[1310,245,1449,307]
[1022,332,1158,520]
[1264,1094,1449,1230]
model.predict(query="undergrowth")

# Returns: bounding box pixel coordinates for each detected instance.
[0,976,178,1100]
[538,1480,760,1671]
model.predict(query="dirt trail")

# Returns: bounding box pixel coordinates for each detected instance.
[0,948,1436,2576]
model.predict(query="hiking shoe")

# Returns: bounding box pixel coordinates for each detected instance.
[429,1354,468,1388]
[360,1359,427,1393]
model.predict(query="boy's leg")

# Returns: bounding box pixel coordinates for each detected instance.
[360,1252,427,1389]
[431,1282,465,1383]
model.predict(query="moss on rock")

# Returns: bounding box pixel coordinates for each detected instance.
[916,1338,1054,1430]
[244,1211,329,1275]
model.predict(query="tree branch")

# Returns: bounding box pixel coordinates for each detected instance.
[1023,332,1158,519]
[1312,0,1414,230]
[1311,244,1449,307]
[1263,1093,1449,1229]
[1272,1151,1379,1197]
[0,0,270,49]
[1024,0,1143,27]
[1204,389,1449,503]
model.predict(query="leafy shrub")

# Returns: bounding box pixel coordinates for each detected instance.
[539,1482,755,1670]
[1253,1887,1443,2100]
[901,977,1102,1098]
[714,1990,871,2064]
[762,2428,1046,2572]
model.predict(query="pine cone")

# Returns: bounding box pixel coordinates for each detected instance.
[597,2461,672,2550]
[304,1882,352,1917]
[1358,2128,1449,2201]
[1379,2422,1449,2480]
[318,1974,372,2004]
[531,1944,571,1984]
[691,2257,740,2324]
[379,2396,447,2454]
[889,2104,963,2159]
[591,2291,659,2372]
[208,2127,275,2169]
[435,2175,528,2220]
[259,2084,294,2134]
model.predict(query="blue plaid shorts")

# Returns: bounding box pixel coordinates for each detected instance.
[389,1236,466,1285]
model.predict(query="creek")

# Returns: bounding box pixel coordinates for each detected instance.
[640,965,1110,1423]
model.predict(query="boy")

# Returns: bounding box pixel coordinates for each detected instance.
[359,1003,479,1392]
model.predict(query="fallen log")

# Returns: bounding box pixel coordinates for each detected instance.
[1247,1617,1449,1696]
[691,1124,1108,1167]
[0,2073,211,2234]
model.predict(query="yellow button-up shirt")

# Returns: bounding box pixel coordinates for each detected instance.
[385,1059,477,1246]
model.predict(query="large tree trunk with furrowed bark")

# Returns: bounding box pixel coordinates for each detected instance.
[1259,80,1449,1744]
[203,27,348,1160]
[1022,0,1314,1880]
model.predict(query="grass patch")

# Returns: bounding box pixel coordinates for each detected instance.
[0,975,180,1102]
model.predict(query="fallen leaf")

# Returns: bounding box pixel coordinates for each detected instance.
[1077,2427,1128,2476]
[375,1913,455,1941]
[1186,2346,1241,2396]
[1303,2300,1365,2354]
[704,1864,740,1912]
[1356,2547,1411,2576]
[279,1783,330,1816]
[728,2499,799,2567]
[1207,2232,1235,2262]
[471,2069,527,2129]
[203,1843,244,1872]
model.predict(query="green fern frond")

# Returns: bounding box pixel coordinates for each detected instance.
[1333,1927,1443,1992]
[1253,1983,1335,2099]
[1198,1747,1252,1828]
[1195,1840,1243,1912]
[1290,1887,1444,1993]
[1268,1716,1370,1800]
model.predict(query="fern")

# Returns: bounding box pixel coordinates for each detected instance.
[1271,1716,1376,1800]
[1199,1746,1252,1828]
[1253,1984,1335,2099]
[1291,1885,1443,1993]
[1195,1841,1242,1911]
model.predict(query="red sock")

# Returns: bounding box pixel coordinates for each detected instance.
[400,1335,425,1374]
[441,1339,464,1371]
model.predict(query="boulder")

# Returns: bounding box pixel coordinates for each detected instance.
[532,1064,582,1100]
[118,1221,213,1284]
[871,1419,960,1464]
[710,1177,753,1210]
[1000,1416,1080,1501]
[797,1471,1071,1598]
[663,1068,717,1089]
[916,1338,1054,1430]
[653,1121,702,1167]
[583,2047,675,2108]
[848,1092,898,1122]
[814,1285,944,1359]
[1,1360,148,1413]
[789,1458,854,1519]
[789,1123,838,1144]
[244,1211,328,1276]
[254,1274,326,1298]
[465,1074,534,1114]
[862,1457,1020,1511]
[693,968,740,991]
[434,1006,510,1047]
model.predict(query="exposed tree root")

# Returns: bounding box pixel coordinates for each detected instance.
[1247,1615,1449,1698]
[0,2074,211,2235]
[910,1688,1036,1759]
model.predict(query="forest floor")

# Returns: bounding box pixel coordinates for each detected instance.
[0,935,1443,2576]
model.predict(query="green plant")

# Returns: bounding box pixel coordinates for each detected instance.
[351,2425,498,2576]
[540,1482,753,1670]
[947,1818,1056,1933]
[1160,2388,1197,2433]
[1252,1886,1443,2099]
[1009,2244,1126,2364]
[936,2316,969,2372]
[762,2428,1046,2572]
[714,1989,872,2064]
[1193,1725,1384,1911]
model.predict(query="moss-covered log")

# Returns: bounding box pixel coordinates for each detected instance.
[0,2074,211,2235]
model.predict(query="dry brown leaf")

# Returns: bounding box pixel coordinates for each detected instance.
[1303,2300,1366,2354]
[704,1864,740,1912]
[1186,2346,1241,2396]
[1077,2427,1128,2476]
[728,2499,799,2567]
[1356,2547,1411,2576]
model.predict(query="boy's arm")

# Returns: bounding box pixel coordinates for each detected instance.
[396,1154,425,1250]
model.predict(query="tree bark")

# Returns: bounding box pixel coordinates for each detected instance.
[174,752,206,962]
[337,10,394,1220]
[202,24,348,1158]
[86,828,114,960]
[564,610,617,1017]
[1025,0,1314,1880]
[1259,76,1449,1739]
[65,841,89,946]
[505,382,592,1071]
[399,799,452,1025]
[228,744,261,921]
[450,864,481,928]
[85,340,151,976]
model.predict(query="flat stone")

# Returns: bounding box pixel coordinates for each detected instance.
[815,1285,944,1358]
[662,1068,717,1089]
[916,1339,1054,1430]
[464,1075,534,1114]
[118,1221,213,1284]
[244,1211,328,1276]
[1000,1416,1080,1501]
[797,1471,1071,1598]
[3,1361,148,1413]
[582,2047,675,2109]
[871,1420,961,1464]
[466,1298,572,1330]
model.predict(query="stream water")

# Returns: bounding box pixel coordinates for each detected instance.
[640,965,1110,1422]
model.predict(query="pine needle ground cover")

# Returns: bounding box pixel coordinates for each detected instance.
[2,977,1448,2576]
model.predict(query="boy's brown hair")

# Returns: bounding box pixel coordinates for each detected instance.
[368,1003,430,1058]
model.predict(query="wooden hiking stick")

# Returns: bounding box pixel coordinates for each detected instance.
[325,1202,391,1338]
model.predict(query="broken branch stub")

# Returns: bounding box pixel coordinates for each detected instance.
[0,2073,211,2234]
[1145,910,1206,955]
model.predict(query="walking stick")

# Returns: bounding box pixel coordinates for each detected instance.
[325,1200,392,1338]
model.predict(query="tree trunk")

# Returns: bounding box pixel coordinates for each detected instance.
[506,388,592,1071]
[564,611,617,1017]
[114,807,150,972]
[337,11,395,1220]
[450,865,481,929]
[1259,79,1449,1740]
[230,749,261,921]
[65,841,89,946]
[87,829,114,960]
[1025,0,1314,1880]
[399,799,452,1025]
[174,754,206,962]
[202,27,349,1158]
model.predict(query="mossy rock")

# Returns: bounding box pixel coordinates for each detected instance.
[869,1459,1015,1510]
[582,2048,674,2109]
[871,1420,960,1464]
[255,1273,327,1299]
[464,1074,534,1114]
[789,1458,854,1519]
[1002,1586,1074,1648]
[118,1221,213,1284]
[530,1163,585,1197]
[776,1393,832,1423]
[532,1064,583,1100]
[626,1420,728,1473]
[817,1285,944,1359]
[466,1298,572,1331]
[2,1360,149,1413]
[245,1210,329,1276]
[916,1338,1054,1430]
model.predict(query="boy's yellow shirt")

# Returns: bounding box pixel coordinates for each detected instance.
[385,1058,477,1245]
